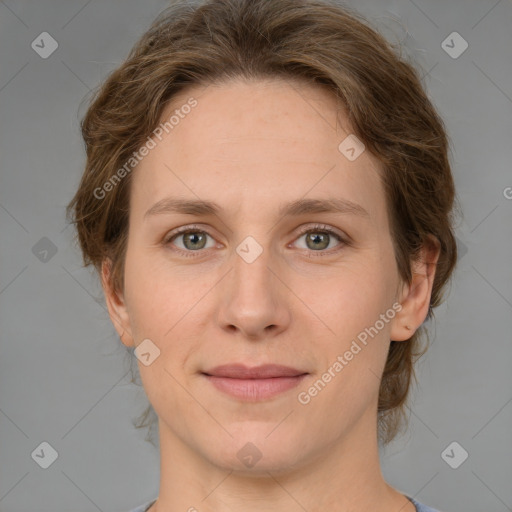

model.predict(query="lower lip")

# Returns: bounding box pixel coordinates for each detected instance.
[203,374,308,401]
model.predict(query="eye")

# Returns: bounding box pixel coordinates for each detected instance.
[163,223,347,258]
[291,224,345,255]
[163,225,217,256]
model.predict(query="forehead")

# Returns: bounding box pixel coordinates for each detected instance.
[130,78,386,224]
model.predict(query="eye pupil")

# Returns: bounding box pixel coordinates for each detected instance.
[169,227,341,256]
[184,232,206,250]
[306,232,329,250]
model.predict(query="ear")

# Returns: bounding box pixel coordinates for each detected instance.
[390,236,441,341]
[101,258,135,347]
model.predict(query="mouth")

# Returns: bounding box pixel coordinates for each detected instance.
[201,364,309,401]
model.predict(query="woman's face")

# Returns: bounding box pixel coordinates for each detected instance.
[106,78,415,472]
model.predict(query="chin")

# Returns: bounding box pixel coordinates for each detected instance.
[201,428,308,474]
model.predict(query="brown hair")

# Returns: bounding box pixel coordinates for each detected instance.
[66,0,459,446]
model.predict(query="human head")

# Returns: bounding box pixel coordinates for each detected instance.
[66,0,458,447]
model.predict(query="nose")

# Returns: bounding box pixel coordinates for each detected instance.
[215,241,291,340]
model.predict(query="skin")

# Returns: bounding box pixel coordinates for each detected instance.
[102,78,439,512]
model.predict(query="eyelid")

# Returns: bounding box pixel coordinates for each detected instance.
[163,222,348,256]
[291,223,347,255]
[294,223,345,241]
[163,223,213,243]
[162,223,219,253]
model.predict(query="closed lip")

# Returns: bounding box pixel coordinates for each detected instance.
[202,364,308,379]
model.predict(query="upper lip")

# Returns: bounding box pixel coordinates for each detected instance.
[202,364,308,379]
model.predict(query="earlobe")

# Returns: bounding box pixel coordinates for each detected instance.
[390,237,440,342]
[101,259,134,347]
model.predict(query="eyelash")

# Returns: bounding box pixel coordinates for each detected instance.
[163,223,348,259]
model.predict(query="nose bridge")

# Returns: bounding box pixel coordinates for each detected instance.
[231,234,275,304]
[216,232,289,337]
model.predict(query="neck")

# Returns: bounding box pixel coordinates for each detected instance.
[147,407,415,512]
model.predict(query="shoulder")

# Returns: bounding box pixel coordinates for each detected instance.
[125,498,157,512]
[407,495,443,512]
[126,497,443,512]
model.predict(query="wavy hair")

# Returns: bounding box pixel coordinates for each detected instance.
[66,0,459,446]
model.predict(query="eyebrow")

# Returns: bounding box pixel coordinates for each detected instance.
[144,196,370,220]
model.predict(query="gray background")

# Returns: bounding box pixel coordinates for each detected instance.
[1,1,511,511]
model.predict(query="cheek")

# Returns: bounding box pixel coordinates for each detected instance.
[123,248,172,339]
[310,258,397,378]
[123,247,211,343]
[320,260,395,328]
